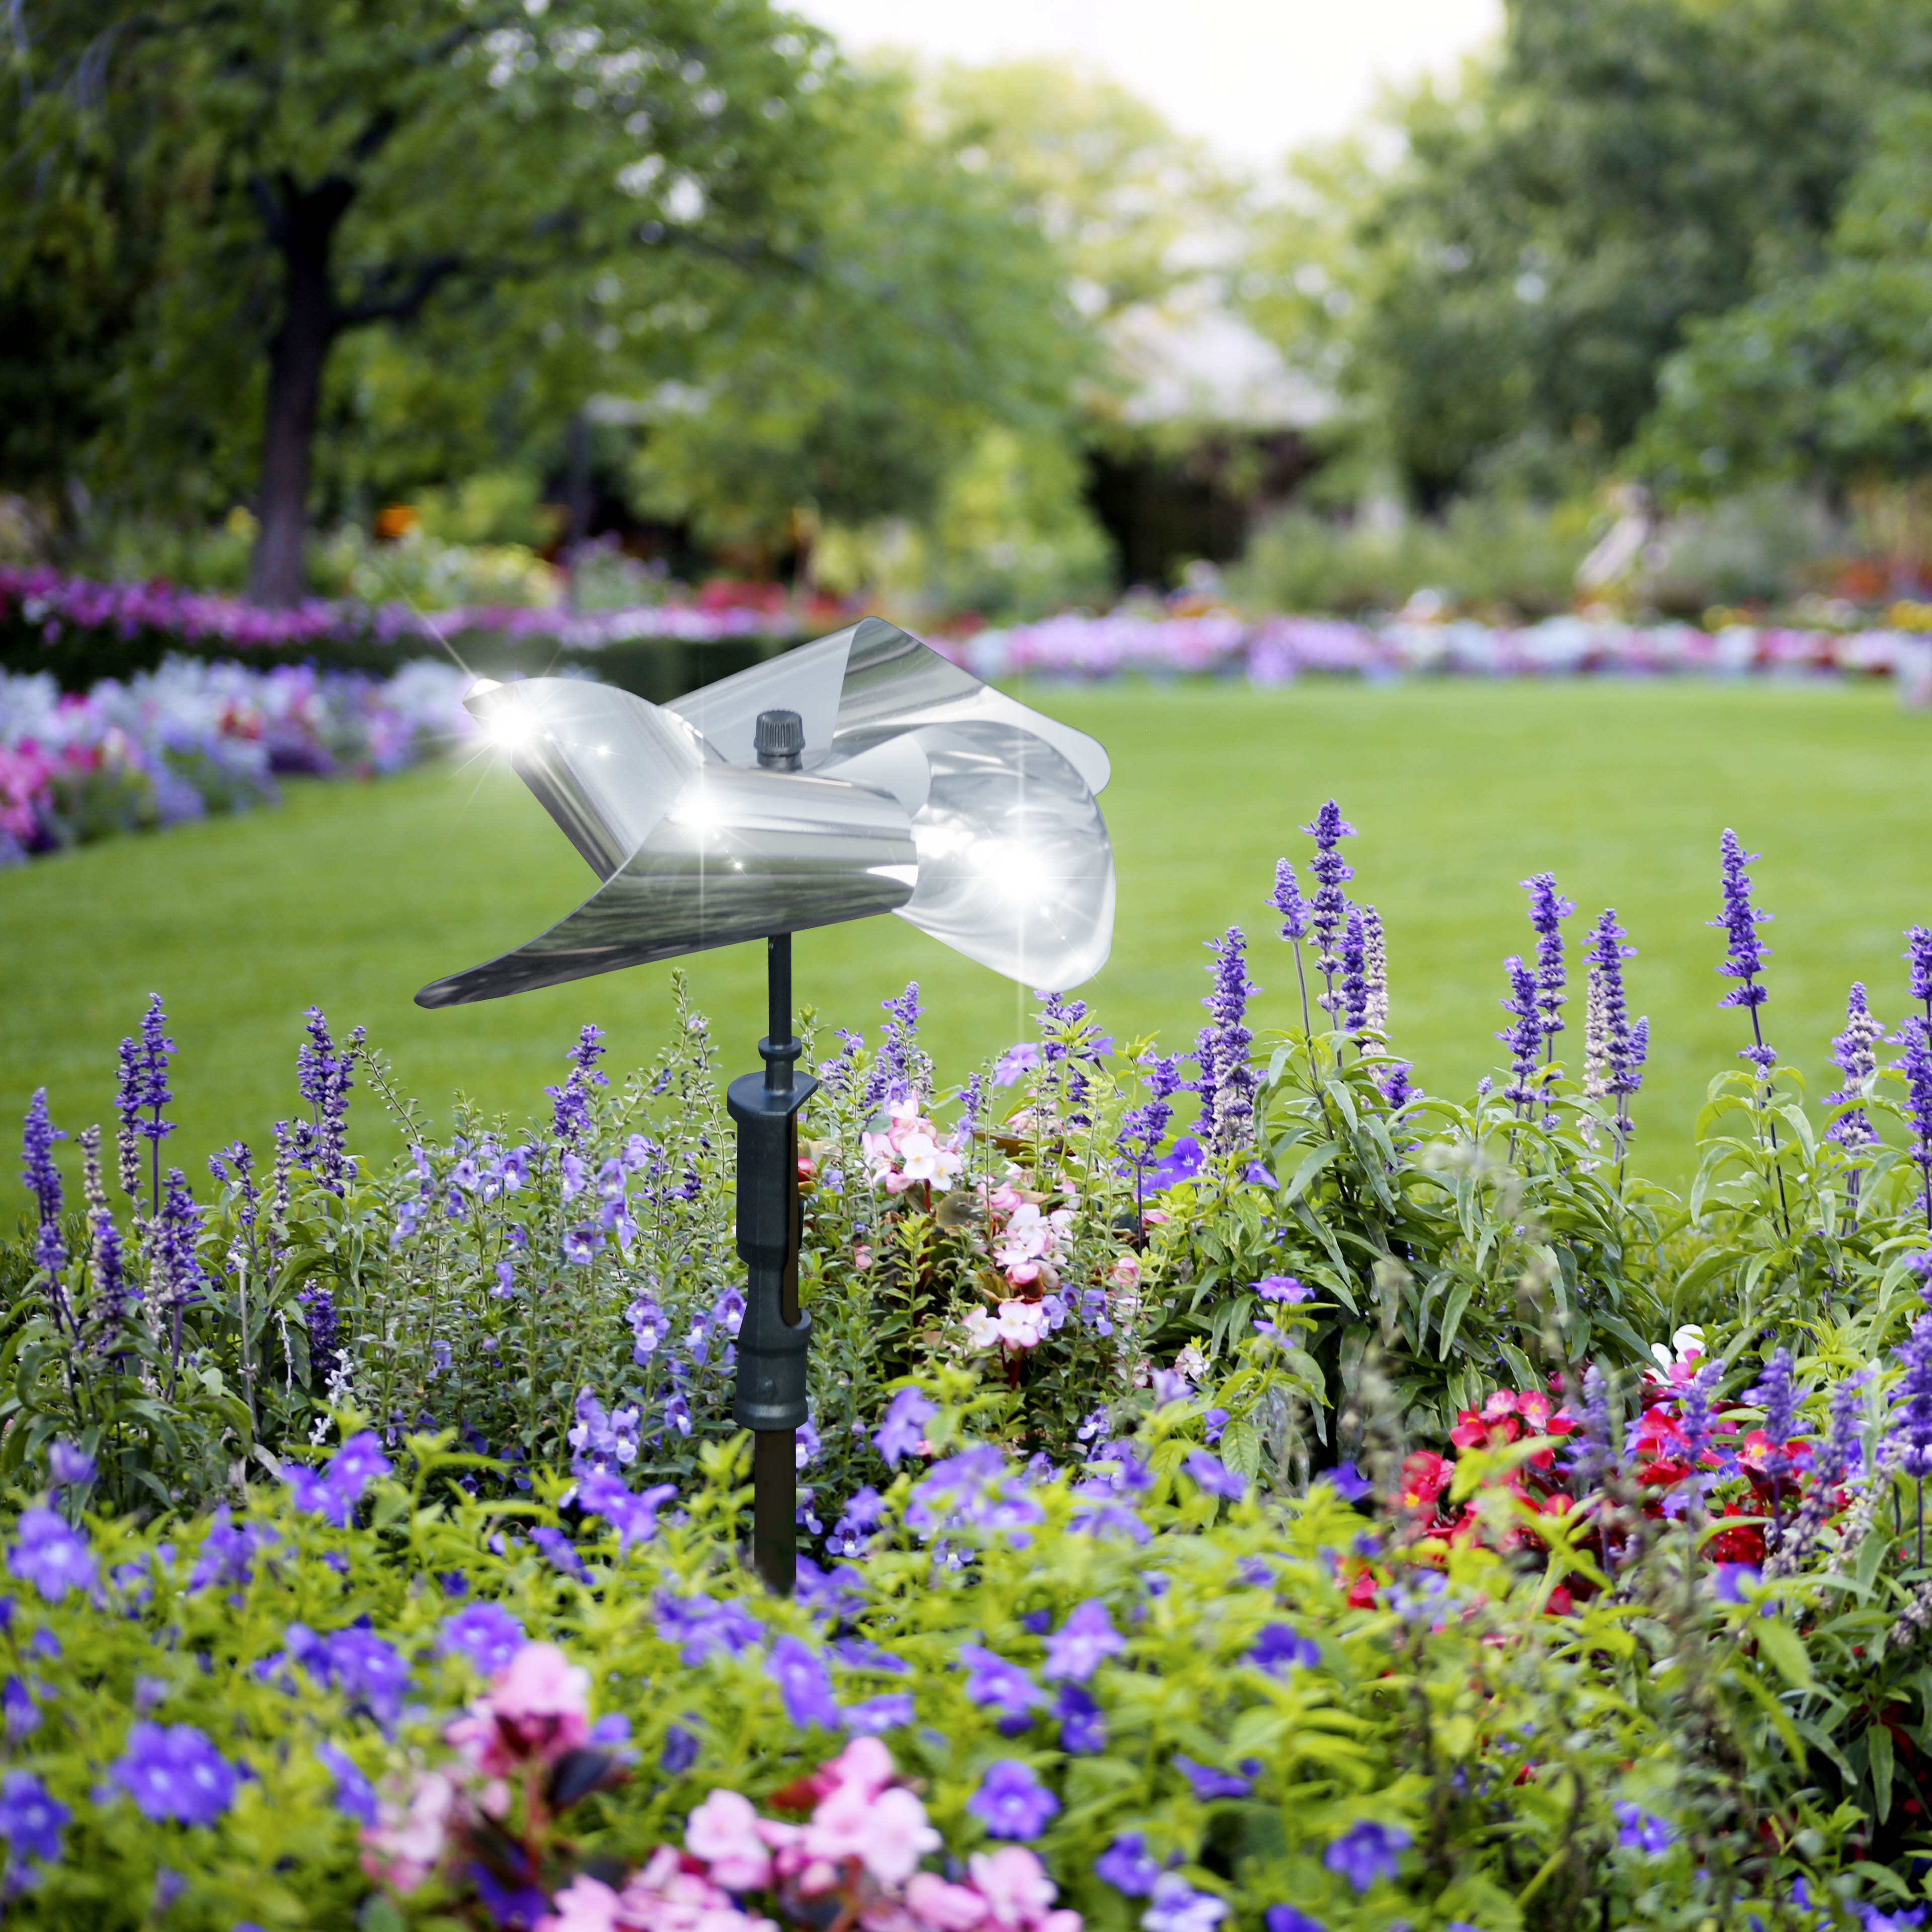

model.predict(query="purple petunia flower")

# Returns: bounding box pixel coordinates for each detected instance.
[574,1472,677,1554]
[769,1635,841,1731]
[290,1625,412,1732]
[1263,1911,1325,1932]
[329,1431,392,1498]
[959,1644,1048,1731]
[662,1723,700,1773]
[1250,1623,1319,1674]
[966,1759,1060,1839]
[842,1693,915,1735]
[1323,1820,1409,1893]
[112,1721,236,1826]
[1324,1460,1372,1502]
[48,1441,94,1491]
[441,1602,525,1677]
[1174,1754,1255,1800]
[1142,1872,1229,1932]
[0,1769,68,1873]
[1253,1274,1310,1302]
[1182,1451,1247,1501]
[187,1508,278,1593]
[1043,1599,1124,1681]
[1614,1801,1677,1855]
[1055,1681,1107,1754]
[4,1676,38,1740]
[654,1592,763,1666]
[873,1388,937,1468]
[531,1526,589,1582]
[8,1509,93,1602]
[1095,1831,1165,1897]
[316,1742,378,1826]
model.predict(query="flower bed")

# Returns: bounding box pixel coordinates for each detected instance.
[0,657,471,864]
[15,566,1932,699]
[9,813,1932,1924]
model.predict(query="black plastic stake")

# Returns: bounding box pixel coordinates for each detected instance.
[730,712,816,1593]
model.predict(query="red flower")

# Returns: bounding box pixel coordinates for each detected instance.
[1400,1450,1454,1510]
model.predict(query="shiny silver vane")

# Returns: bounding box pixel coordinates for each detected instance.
[415,617,1114,1006]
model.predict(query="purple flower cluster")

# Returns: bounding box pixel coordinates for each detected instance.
[872,1388,936,1468]
[110,1722,236,1826]
[1324,1820,1410,1892]
[654,1591,763,1666]
[573,1471,676,1553]
[1824,983,1886,1149]
[441,1601,526,1676]
[20,1090,66,1287]
[7,1509,94,1602]
[864,982,927,1109]
[1583,909,1647,1131]
[285,1623,411,1731]
[905,1445,1045,1544]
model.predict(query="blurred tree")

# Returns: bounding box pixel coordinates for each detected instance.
[1242,0,1932,507]
[1636,95,1932,497]
[626,59,1231,567]
[1,0,839,601]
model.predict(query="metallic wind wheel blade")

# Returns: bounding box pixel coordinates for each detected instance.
[419,613,1115,1003]
[890,719,1114,990]
[414,764,917,1007]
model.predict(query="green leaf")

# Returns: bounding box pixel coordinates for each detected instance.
[1754,1615,1816,1691]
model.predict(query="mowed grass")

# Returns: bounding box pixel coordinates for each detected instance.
[4,676,1931,1219]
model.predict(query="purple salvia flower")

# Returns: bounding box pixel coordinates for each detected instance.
[1894,1015,1932,1234]
[546,1025,608,1144]
[1301,800,1356,1021]
[121,994,176,1212]
[293,1009,359,1195]
[1360,905,1387,1034]
[1893,1310,1932,1481]
[1121,1051,1186,1179]
[88,1210,135,1355]
[1496,956,1544,1116]
[1712,830,1776,1072]
[1339,909,1367,1035]
[1378,1061,1420,1109]
[1195,928,1258,1158]
[298,1284,339,1379]
[21,1090,66,1285]
[864,983,927,1109]
[1747,1348,1800,1449]
[1571,1363,1616,1492]
[1522,872,1575,1054]
[957,1072,985,1144]
[1270,858,1310,941]
[1270,857,1316,1032]
[1582,910,1646,1148]
[816,1027,864,1093]
[1908,925,1932,1015]
[1824,983,1885,1150]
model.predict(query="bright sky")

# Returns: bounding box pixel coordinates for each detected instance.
[789,0,1503,173]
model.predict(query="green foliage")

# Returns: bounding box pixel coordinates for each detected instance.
[1229,498,1598,619]
[1241,0,1932,504]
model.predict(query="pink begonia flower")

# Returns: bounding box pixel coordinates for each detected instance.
[985,1183,1027,1217]
[538,1874,626,1932]
[1110,1254,1140,1289]
[854,1245,873,1272]
[905,1873,993,1931]
[360,1769,458,1893]
[823,1736,896,1798]
[450,1641,592,1774]
[806,1783,940,1887]
[995,1302,1053,1349]
[897,1132,962,1188]
[967,1848,1078,1932]
[687,1789,774,1891]
[620,1843,778,1932]
[962,1308,1001,1349]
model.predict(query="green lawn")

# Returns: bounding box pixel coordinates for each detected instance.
[5,677,1930,1217]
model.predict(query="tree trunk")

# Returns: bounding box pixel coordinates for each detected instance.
[247,179,352,608]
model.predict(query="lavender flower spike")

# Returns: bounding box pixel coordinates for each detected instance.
[1339,909,1367,1036]
[1270,859,1315,1033]
[1583,910,1646,1143]
[1893,1014,1932,1235]
[1301,800,1356,1021]
[1712,830,1775,1072]
[1521,872,1576,1055]
[1908,924,1932,1017]
[1496,956,1543,1116]
[1361,906,1388,1036]
[1196,928,1258,1158]
[21,1090,66,1282]
[1824,983,1884,1151]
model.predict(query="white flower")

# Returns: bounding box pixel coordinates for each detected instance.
[962,1307,1001,1349]
[994,1301,1053,1349]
